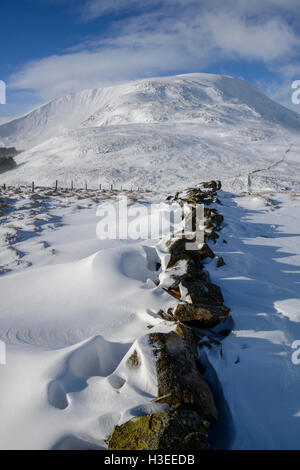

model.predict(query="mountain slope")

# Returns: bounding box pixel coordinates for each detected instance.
[0,73,299,191]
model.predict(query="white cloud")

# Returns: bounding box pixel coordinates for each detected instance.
[9,28,206,100]
[82,0,159,20]
[204,13,298,62]
[8,0,300,110]
[81,0,300,20]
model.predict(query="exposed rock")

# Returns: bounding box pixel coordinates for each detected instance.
[0,148,20,174]
[185,259,208,281]
[149,329,217,423]
[0,147,19,159]
[201,180,222,191]
[174,303,230,328]
[166,239,215,269]
[171,186,220,206]
[108,410,211,450]
[166,238,201,268]
[108,182,230,451]
[206,229,219,243]
[180,278,224,305]
[0,156,16,174]
[127,350,141,369]
[157,308,175,322]
[217,256,226,267]
[198,243,215,260]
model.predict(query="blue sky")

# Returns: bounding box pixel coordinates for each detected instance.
[1,0,300,117]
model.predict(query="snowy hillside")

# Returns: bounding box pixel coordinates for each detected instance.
[0,185,300,449]
[0,73,300,192]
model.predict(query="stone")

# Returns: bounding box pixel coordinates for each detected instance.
[206,230,219,243]
[108,411,211,450]
[149,329,217,422]
[0,147,19,158]
[127,350,141,369]
[180,278,224,305]
[201,180,222,191]
[166,240,215,269]
[198,243,215,260]
[217,256,226,267]
[166,238,203,268]
[174,303,230,328]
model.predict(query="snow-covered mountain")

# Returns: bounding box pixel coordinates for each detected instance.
[0,73,299,191]
[0,117,13,125]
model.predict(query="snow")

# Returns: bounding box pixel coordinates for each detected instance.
[0,73,300,192]
[1,187,300,449]
[0,189,178,449]
[0,117,13,125]
[0,73,300,449]
[203,191,300,450]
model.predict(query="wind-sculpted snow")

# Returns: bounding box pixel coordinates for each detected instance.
[0,187,300,449]
[0,73,299,192]
[201,192,300,449]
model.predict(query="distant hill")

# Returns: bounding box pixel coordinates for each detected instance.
[0,73,299,192]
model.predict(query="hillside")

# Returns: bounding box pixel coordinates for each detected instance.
[0,73,299,192]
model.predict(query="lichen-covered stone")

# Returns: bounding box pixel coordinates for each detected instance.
[149,329,217,423]
[166,239,215,269]
[174,303,230,328]
[180,278,224,305]
[108,411,211,450]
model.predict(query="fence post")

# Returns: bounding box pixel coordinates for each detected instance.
[55,180,58,191]
[32,182,35,193]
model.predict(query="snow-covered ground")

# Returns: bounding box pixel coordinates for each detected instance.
[0,188,178,449]
[0,187,300,449]
[0,72,300,449]
[204,191,300,449]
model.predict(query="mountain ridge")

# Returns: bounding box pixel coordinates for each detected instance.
[1,73,299,151]
[0,73,299,192]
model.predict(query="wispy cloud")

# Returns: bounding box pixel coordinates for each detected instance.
[81,0,300,21]
[204,13,298,62]
[8,0,300,111]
